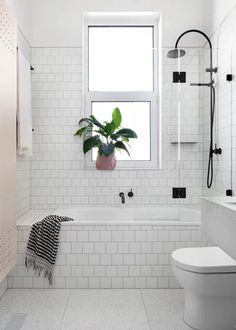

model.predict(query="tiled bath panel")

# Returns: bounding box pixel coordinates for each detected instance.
[8,223,208,289]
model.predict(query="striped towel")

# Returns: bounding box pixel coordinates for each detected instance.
[25,215,73,284]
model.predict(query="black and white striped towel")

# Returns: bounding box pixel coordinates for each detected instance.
[25,215,73,284]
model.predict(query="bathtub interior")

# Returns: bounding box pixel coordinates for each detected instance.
[16,206,201,226]
[53,206,200,222]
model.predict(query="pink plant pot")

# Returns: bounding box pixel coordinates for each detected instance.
[96,153,116,170]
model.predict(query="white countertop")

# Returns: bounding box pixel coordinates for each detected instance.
[202,196,236,261]
[202,196,236,212]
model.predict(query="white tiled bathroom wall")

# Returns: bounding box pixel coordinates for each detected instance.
[202,4,236,197]
[29,48,203,210]
[16,7,236,215]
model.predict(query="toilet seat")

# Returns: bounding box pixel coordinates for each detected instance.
[172,247,236,273]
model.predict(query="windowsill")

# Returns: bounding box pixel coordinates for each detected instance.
[83,163,162,171]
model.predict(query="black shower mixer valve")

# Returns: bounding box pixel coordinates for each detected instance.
[212,144,222,155]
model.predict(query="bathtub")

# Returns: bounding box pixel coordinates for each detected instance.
[53,206,200,225]
[15,206,204,289]
[16,207,200,226]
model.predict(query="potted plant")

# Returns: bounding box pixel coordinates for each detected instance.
[74,108,137,170]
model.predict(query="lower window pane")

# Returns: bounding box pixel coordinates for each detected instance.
[91,102,151,161]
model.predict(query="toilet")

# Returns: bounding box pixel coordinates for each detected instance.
[172,247,236,330]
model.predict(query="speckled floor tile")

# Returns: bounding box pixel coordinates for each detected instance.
[141,289,191,330]
[0,289,70,330]
[61,289,151,330]
[0,288,191,330]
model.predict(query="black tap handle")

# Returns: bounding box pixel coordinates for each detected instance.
[128,189,134,198]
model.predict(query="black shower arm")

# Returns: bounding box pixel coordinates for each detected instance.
[174,29,212,49]
[174,29,213,69]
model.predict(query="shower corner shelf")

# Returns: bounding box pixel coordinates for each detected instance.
[171,141,198,145]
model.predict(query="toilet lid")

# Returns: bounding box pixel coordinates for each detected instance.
[172,247,236,273]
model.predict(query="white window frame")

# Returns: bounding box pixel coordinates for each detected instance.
[83,12,162,169]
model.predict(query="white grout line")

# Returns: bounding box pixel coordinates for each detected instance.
[140,289,153,330]
[59,289,71,330]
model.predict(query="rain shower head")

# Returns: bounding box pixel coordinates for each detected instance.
[166,48,186,58]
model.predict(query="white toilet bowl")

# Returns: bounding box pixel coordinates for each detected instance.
[172,247,236,330]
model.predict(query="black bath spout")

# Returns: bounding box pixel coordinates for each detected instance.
[119,192,125,204]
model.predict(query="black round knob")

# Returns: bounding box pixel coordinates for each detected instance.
[128,189,134,198]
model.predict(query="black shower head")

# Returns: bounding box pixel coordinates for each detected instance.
[166,48,186,58]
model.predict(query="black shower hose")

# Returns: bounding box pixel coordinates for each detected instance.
[207,85,215,188]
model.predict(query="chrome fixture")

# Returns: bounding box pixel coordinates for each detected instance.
[119,192,125,204]
[167,29,219,188]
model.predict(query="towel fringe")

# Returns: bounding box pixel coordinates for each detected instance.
[25,256,53,285]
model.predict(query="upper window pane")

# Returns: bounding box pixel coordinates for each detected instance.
[88,26,154,92]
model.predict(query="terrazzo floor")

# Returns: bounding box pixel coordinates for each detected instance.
[0,289,191,330]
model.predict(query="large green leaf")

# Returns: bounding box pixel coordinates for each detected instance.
[74,124,92,137]
[114,128,137,139]
[94,129,108,138]
[112,108,122,129]
[115,141,130,156]
[98,143,115,156]
[90,115,104,129]
[79,115,104,129]
[79,117,94,125]
[110,133,130,142]
[110,133,118,141]
[74,126,87,137]
[83,135,102,154]
[103,122,116,136]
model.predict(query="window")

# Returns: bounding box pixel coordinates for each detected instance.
[83,12,161,168]
[88,26,153,92]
